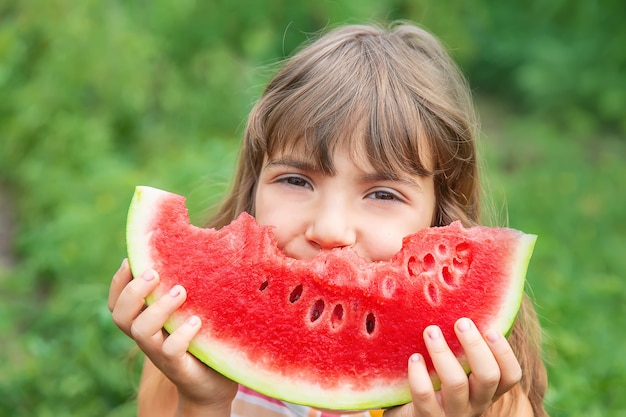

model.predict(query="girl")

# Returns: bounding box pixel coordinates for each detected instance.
[109,22,548,417]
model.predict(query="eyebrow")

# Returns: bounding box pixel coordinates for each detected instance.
[359,172,424,191]
[265,157,424,191]
[265,158,319,172]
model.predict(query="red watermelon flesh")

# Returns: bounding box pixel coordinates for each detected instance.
[126,186,536,410]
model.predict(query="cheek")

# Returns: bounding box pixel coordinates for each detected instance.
[253,201,294,249]
[363,216,432,262]
[253,184,275,226]
[361,231,404,262]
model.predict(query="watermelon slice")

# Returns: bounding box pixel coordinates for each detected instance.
[126,186,536,410]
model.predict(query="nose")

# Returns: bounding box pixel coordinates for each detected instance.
[304,202,357,250]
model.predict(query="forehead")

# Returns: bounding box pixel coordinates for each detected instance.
[266,119,434,178]
[266,136,367,173]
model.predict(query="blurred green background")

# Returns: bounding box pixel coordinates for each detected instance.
[1,1,624,416]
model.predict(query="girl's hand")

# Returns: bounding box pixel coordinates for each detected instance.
[108,259,238,411]
[385,318,523,417]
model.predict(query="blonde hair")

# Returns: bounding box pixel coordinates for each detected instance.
[174,22,547,415]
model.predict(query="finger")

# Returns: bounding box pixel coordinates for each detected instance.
[455,318,500,407]
[162,315,202,360]
[108,259,132,312]
[131,284,187,351]
[111,269,160,336]
[424,325,468,414]
[406,353,442,417]
[483,329,523,398]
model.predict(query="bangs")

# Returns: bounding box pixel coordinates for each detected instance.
[246,28,434,179]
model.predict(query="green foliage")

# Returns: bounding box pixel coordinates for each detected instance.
[460,0,626,135]
[477,99,626,416]
[384,0,626,134]
[0,1,624,416]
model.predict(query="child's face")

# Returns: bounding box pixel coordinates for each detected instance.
[254,144,435,262]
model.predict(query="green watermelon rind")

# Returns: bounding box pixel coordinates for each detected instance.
[187,335,411,410]
[125,185,536,410]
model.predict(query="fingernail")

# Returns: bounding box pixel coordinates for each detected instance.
[457,317,471,332]
[427,326,441,340]
[485,330,500,343]
[169,285,181,297]
[141,270,154,281]
[187,315,199,326]
[119,259,127,270]
[410,353,422,363]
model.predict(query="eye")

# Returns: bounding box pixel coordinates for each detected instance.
[278,175,312,189]
[366,189,403,202]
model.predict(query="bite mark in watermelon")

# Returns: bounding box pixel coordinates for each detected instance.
[126,186,536,410]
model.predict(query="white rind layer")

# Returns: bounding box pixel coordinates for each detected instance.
[187,328,411,409]
[126,186,171,303]
[493,233,537,336]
